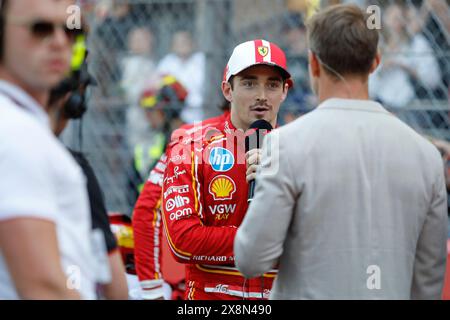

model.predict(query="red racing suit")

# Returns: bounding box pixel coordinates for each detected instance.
[132,112,231,299]
[162,112,276,300]
[132,153,168,299]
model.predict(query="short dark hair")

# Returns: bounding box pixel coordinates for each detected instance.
[218,98,230,111]
[306,4,379,77]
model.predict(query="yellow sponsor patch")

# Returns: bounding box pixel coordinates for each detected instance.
[209,175,236,201]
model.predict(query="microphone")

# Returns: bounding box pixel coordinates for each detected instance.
[245,120,273,202]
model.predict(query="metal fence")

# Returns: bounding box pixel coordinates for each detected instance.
[64,0,450,214]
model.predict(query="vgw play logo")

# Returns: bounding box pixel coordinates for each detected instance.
[209,147,234,172]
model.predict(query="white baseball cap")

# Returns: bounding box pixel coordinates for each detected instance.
[224,39,291,84]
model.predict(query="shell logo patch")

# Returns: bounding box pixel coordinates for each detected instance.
[209,175,236,201]
[258,46,269,57]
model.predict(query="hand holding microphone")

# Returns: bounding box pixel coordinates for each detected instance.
[245,120,273,202]
[245,149,262,182]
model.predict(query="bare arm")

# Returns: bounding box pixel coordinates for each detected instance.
[0,218,80,299]
[99,250,129,300]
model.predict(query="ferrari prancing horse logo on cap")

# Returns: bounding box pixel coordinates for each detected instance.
[258,46,269,57]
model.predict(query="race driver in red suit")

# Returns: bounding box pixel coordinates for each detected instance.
[162,39,292,300]
[132,104,230,300]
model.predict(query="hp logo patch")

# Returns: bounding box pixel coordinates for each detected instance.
[209,147,234,172]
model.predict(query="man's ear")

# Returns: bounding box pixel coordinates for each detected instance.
[369,50,381,74]
[309,50,320,78]
[221,81,233,102]
[281,82,289,102]
[285,79,293,92]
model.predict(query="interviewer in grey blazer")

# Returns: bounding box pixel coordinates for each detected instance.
[234,4,448,300]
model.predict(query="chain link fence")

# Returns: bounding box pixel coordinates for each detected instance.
[64,0,449,214]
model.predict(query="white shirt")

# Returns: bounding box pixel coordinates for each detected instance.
[157,52,205,123]
[120,55,158,105]
[369,34,441,108]
[120,55,160,148]
[0,81,97,299]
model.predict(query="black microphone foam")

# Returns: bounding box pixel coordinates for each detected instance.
[245,120,273,202]
[250,119,273,131]
[245,120,273,152]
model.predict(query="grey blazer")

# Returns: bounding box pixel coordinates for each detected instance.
[234,98,448,299]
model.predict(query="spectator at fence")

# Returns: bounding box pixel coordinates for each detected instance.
[121,27,158,106]
[280,12,314,125]
[93,0,134,95]
[122,27,159,148]
[369,3,441,109]
[405,2,450,128]
[419,0,450,99]
[96,1,133,54]
[157,30,205,123]
[93,0,113,22]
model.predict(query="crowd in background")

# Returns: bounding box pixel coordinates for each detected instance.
[80,1,450,300]
[0,0,449,300]
[67,0,450,215]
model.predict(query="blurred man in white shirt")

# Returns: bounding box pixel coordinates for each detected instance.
[0,0,99,299]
